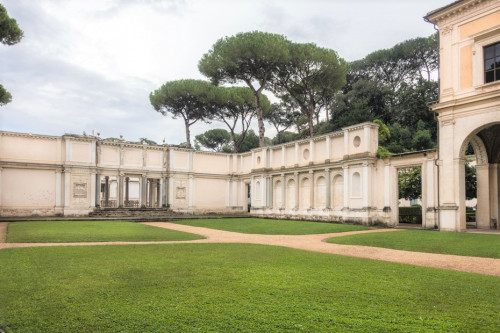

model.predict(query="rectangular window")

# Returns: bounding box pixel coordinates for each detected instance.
[484,42,500,83]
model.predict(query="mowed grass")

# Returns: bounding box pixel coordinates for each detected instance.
[0,244,499,332]
[327,229,500,258]
[171,218,371,234]
[6,221,204,243]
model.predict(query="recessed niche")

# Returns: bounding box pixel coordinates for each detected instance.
[257,156,261,164]
[303,149,310,160]
[353,136,361,148]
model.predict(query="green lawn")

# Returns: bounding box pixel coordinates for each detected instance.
[327,230,500,258]
[0,244,498,332]
[6,221,204,243]
[171,218,371,234]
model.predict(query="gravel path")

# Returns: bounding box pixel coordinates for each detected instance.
[1,221,499,277]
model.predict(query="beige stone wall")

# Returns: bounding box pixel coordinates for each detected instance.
[427,0,500,231]
[0,121,439,226]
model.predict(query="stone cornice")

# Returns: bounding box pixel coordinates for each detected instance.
[0,131,61,140]
[430,88,500,112]
[425,0,496,26]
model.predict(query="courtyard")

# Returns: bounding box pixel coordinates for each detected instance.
[0,219,499,332]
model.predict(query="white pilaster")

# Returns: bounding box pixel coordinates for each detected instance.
[363,163,370,208]
[309,139,314,163]
[90,173,96,208]
[281,174,286,209]
[343,165,349,208]
[343,130,349,156]
[168,176,174,206]
[91,142,96,165]
[326,136,331,161]
[189,151,194,172]
[226,179,230,207]
[55,170,62,208]
[281,146,286,167]
[261,176,266,207]
[363,125,370,152]
[384,163,391,208]
[325,168,331,209]
[295,143,299,165]
[64,170,71,210]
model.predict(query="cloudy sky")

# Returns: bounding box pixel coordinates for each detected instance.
[1,0,451,145]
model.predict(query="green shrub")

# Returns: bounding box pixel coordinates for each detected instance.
[399,206,422,224]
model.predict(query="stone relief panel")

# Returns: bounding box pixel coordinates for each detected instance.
[71,174,90,205]
[174,179,188,205]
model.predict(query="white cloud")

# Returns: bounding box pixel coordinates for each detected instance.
[1,0,451,145]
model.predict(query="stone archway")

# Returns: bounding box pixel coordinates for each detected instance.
[458,123,500,230]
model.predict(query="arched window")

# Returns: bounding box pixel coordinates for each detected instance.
[332,174,344,208]
[316,176,326,208]
[274,180,282,208]
[352,172,361,197]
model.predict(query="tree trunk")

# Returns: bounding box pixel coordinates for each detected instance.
[184,119,192,149]
[231,132,239,153]
[308,105,314,137]
[254,93,265,147]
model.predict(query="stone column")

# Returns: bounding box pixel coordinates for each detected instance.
[226,179,230,207]
[118,173,124,208]
[125,177,130,205]
[104,176,110,207]
[95,173,101,207]
[156,179,161,208]
[64,169,71,212]
[325,168,331,209]
[148,179,154,208]
[90,173,96,208]
[162,177,168,208]
[476,164,491,229]
[141,175,147,208]
[309,170,314,209]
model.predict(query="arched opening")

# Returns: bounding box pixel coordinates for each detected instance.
[286,179,295,210]
[300,178,310,209]
[464,143,478,228]
[332,174,344,210]
[459,123,500,230]
[315,176,326,209]
[397,167,423,226]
